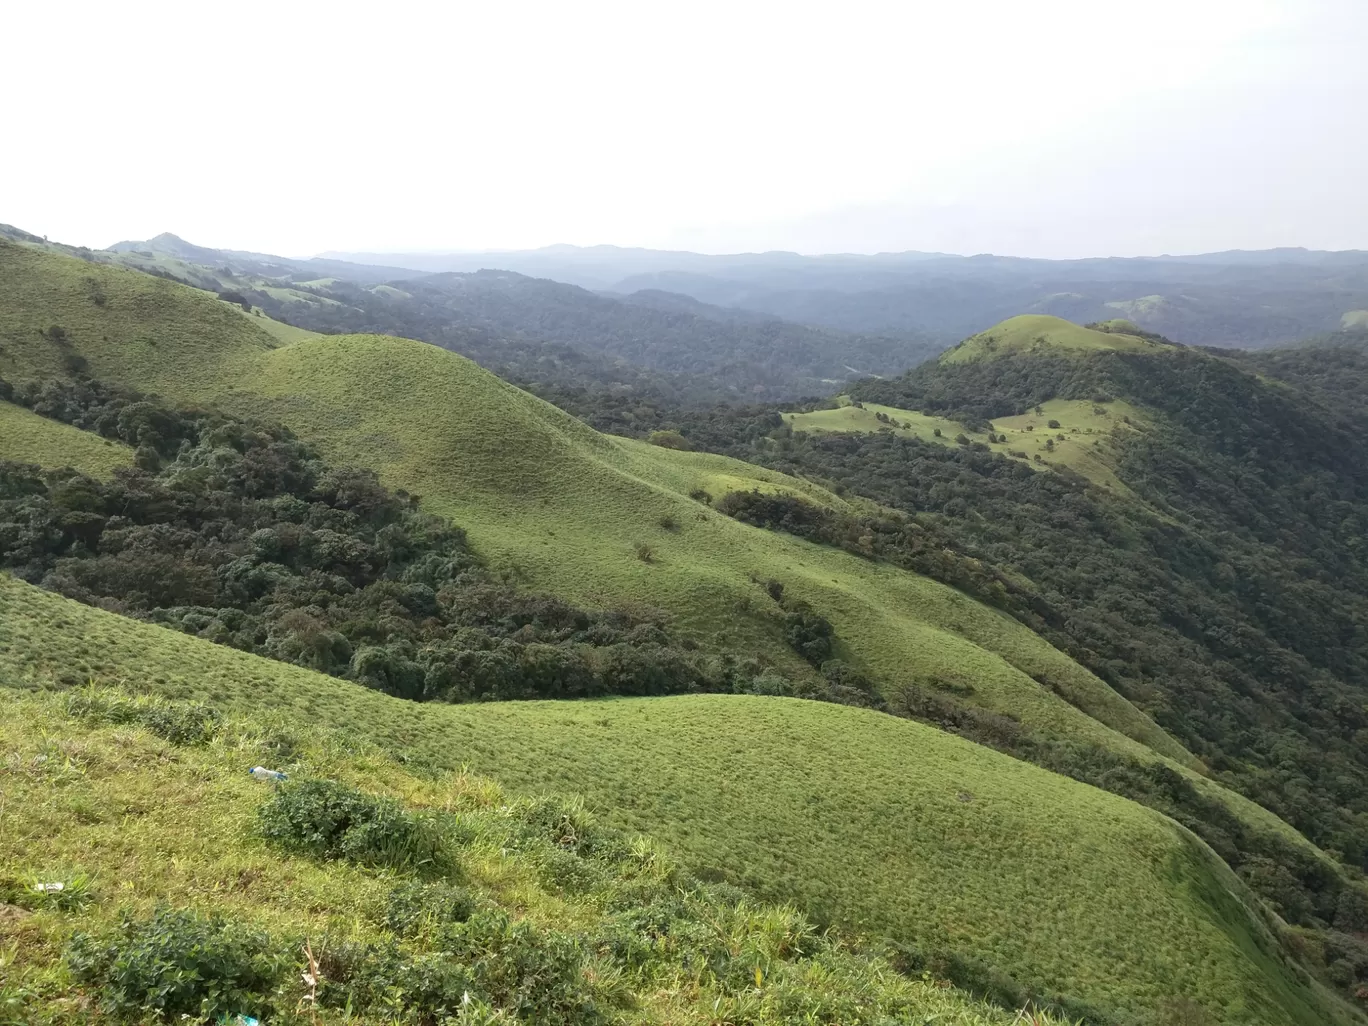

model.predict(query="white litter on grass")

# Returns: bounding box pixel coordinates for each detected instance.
[33,882,65,893]
[248,766,287,783]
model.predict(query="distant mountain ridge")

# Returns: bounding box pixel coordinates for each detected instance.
[19,227,935,400]
[108,230,431,284]
[324,242,1368,348]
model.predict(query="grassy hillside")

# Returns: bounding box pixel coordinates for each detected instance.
[8,243,1368,1018]
[784,395,1148,491]
[939,315,1171,365]
[0,239,1189,767]
[0,400,132,475]
[2,576,1357,1026]
[2,683,1094,1026]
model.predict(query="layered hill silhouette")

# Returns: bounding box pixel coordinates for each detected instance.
[325,241,1368,348]
[25,228,936,401]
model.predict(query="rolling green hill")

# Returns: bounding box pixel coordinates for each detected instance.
[1,575,1357,1026]
[938,315,1172,365]
[0,238,1188,763]
[6,240,1368,1021]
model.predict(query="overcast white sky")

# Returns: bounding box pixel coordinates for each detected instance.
[4,0,1365,258]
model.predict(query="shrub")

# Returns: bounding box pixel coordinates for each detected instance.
[511,794,598,853]
[783,603,834,666]
[633,542,655,563]
[688,488,713,504]
[320,911,597,1025]
[442,910,599,1024]
[1047,419,1061,429]
[658,514,680,532]
[65,907,289,1023]
[383,879,476,937]
[258,778,444,869]
[316,940,477,1020]
[646,429,692,451]
[64,690,222,746]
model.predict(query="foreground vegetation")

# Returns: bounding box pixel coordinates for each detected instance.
[1,684,1096,1026]
[2,577,1357,1025]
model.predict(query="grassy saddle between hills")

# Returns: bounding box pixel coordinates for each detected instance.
[0,575,1360,1026]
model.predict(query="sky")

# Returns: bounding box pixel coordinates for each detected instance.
[4,0,1366,259]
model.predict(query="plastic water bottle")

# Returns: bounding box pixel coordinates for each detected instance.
[248,766,287,784]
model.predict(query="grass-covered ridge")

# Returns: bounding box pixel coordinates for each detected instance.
[939,314,1172,365]
[0,399,132,476]
[1,575,1359,1026]
[1,684,1098,1026]
[0,239,1186,765]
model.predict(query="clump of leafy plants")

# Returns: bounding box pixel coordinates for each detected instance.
[258,778,445,870]
[381,879,476,937]
[65,907,291,1023]
[63,688,221,746]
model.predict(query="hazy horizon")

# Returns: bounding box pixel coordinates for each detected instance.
[7,0,1367,260]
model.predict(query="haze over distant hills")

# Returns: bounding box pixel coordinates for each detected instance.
[326,243,1368,348]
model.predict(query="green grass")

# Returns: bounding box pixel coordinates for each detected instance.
[0,400,133,476]
[1,576,1357,1026]
[785,397,1148,492]
[939,315,1171,365]
[0,239,1189,768]
[0,684,1092,1026]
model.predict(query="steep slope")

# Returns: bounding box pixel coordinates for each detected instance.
[1,575,1358,1026]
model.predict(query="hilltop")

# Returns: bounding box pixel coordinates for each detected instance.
[937,314,1173,364]
[610,316,1368,1009]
